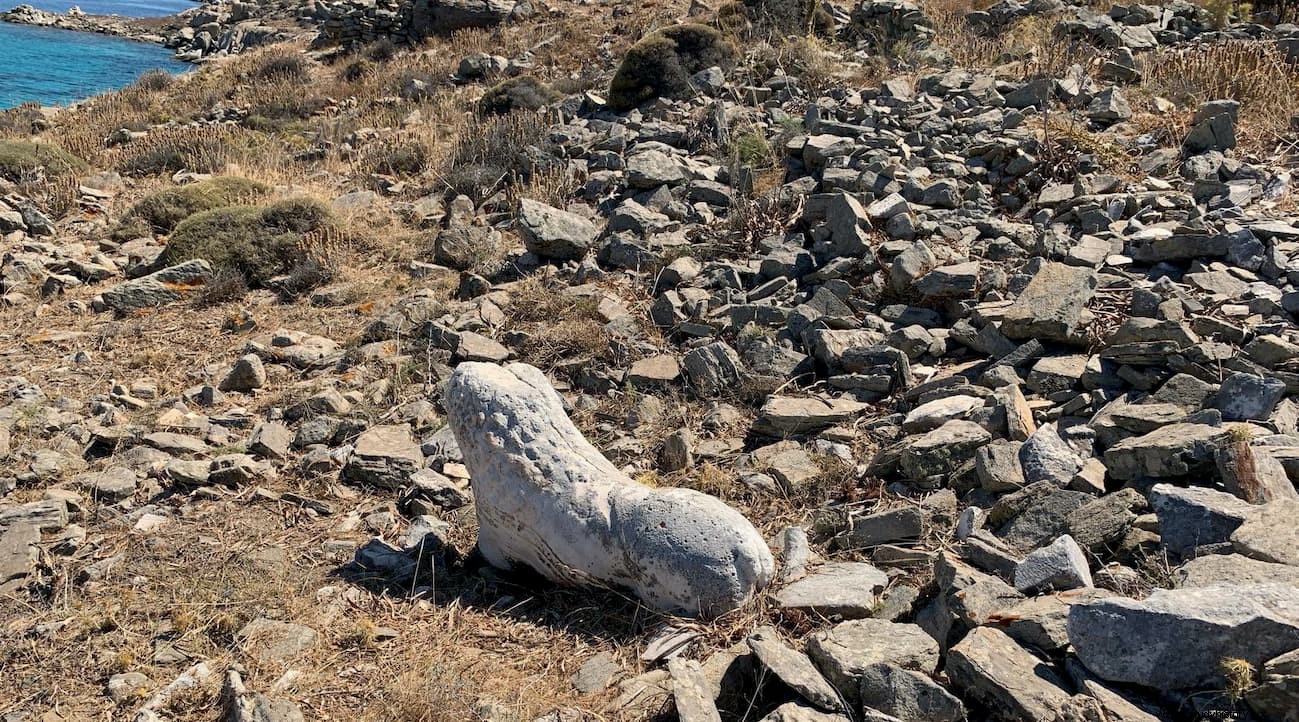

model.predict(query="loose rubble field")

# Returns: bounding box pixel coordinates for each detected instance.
[4,0,1299,720]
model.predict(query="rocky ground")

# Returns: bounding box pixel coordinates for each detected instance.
[4,0,1299,720]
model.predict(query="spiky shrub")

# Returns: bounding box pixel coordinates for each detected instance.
[366,37,399,63]
[480,76,561,116]
[113,176,269,239]
[366,139,431,176]
[133,68,175,92]
[243,95,331,129]
[117,127,247,176]
[607,24,738,111]
[159,198,335,288]
[442,111,554,200]
[730,130,773,167]
[1220,657,1255,702]
[252,51,311,82]
[0,140,86,182]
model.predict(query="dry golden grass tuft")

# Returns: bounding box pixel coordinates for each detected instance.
[1137,39,1299,155]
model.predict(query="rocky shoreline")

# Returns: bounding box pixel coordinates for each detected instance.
[1,2,299,61]
[2,4,171,42]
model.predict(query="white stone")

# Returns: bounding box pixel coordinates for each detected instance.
[446,362,774,618]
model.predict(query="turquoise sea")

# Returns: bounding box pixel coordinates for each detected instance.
[0,0,193,109]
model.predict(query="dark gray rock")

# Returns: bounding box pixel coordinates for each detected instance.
[516,199,599,261]
[807,619,940,707]
[1068,584,1299,690]
[1215,373,1287,421]
[748,626,844,712]
[999,262,1097,345]
[857,663,965,722]
[947,626,1074,720]
[1150,483,1255,557]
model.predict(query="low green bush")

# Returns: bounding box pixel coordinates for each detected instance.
[607,24,738,111]
[114,176,269,239]
[480,76,561,115]
[0,140,86,182]
[158,197,335,288]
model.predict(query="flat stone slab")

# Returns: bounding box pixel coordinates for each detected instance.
[806,619,940,706]
[947,626,1074,720]
[236,618,318,663]
[1232,499,1299,565]
[1068,584,1299,690]
[775,562,889,619]
[747,626,844,712]
[999,262,1097,345]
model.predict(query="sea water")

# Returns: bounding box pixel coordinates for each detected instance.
[0,0,193,109]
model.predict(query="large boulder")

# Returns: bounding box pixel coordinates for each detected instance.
[445,362,774,618]
[1068,584,1299,690]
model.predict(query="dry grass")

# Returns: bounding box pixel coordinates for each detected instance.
[1138,40,1299,155]
[930,4,1100,79]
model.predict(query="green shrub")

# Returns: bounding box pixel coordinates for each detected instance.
[731,131,773,166]
[114,176,269,239]
[479,76,561,115]
[158,197,335,288]
[0,140,86,182]
[607,24,738,111]
[441,111,554,201]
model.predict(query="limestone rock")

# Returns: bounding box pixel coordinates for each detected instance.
[1232,499,1299,565]
[220,354,266,392]
[1013,534,1093,593]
